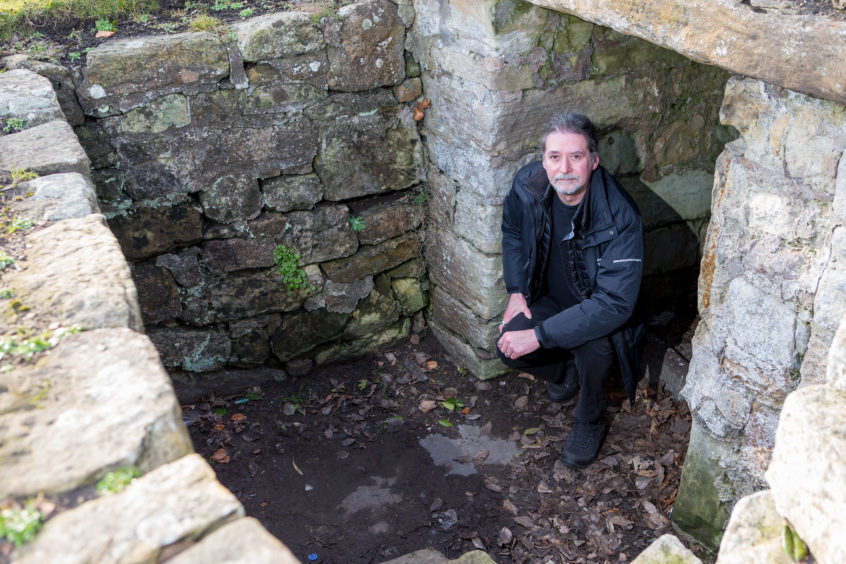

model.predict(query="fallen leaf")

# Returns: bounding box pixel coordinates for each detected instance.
[231,413,246,422]
[418,399,438,413]
[413,106,424,121]
[292,459,304,476]
[212,449,229,463]
[471,537,486,550]
[503,498,519,516]
[484,480,502,492]
[523,427,541,435]
[213,423,225,431]
[474,450,489,462]
[426,360,438,370]
[514,395,529,408]
[537,482,554,493]
[513,515,534,528]
[437,418,453,427]
[95,30,116,38]
[248,461,259,477]
[417,99,431,109]
[461,406,471,414]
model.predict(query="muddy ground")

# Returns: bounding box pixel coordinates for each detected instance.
[185,324,707,564]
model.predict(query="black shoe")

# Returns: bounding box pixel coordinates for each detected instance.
[559,418,608,469]
[547,361,578,403]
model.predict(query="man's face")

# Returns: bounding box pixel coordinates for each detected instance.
[542,131,599,204]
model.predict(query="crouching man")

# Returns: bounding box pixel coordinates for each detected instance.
[497,111,645,468]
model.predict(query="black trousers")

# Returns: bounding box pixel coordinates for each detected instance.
[497,295,613,423]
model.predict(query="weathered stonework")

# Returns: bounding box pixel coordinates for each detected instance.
[675,77,846,548]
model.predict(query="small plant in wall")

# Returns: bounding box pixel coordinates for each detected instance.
[273,244,313,295]
[349,215,366,232]
[0,501,44,547]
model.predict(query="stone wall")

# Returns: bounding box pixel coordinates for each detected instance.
[66,0,430,399]
[0,69,299,562]
[407,0,730,379]
[670,77,846,548]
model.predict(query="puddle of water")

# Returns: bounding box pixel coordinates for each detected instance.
[341,475,403,513]
[418,424,519,476]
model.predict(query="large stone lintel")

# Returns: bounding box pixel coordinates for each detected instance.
[525,0,846,106]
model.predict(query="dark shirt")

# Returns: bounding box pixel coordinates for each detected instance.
[544,195,580,309]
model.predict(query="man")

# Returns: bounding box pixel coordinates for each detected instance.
[497,111,644,468]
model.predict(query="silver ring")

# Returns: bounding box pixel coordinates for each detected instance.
[505,352,511,358]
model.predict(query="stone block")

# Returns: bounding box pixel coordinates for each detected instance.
[115,93,191,134]
[325,0,405,92]
[342,285,400,338]
[358,196,425,245]
[716,490,793,564]
[179,270,305,325]
[322,233,419,283]
[79,32,229,115]
[270,308,349,361]
[4,214,143,331]
[0,329,193,499]
[200,173,263,224]
[12,455,242,564]
[1,55,85,125]
[325,277,374,314]
[12,172,98,222]
[148,327,232,372]
[392,277,428,316]
[640,170,714,223]
[0,69,65,128]
[723,278,797,370]
[671,420,734,551]
[766,385,846,564]
[316,107,425,201]
[382,547,495,564]
[0,120,90,178]
[108,202,204,260]
[234,12,325,62]
[428,319,510,381]
[631,534,702,564]
[203,238,275,274]
[453,189,503,255]
[262,173,323,212]
[427,227,506,320]
[431,287,498,352]
[132,261,182,325]
[316,318,410,365]
[282,205,359,264]
[156,247,203,287]
[167,517,299,564]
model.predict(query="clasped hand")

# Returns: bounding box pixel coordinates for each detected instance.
[497,293,540,360]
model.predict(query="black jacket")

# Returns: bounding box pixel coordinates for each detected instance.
[501,161,645,401]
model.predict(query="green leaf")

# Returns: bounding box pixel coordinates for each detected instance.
[523,427,541,435]
[437,419,452,427]
[214,406,227,415]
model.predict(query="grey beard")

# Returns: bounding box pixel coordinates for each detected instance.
[552,181,581,195]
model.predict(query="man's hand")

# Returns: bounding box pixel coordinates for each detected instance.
[501,293,532,328]
[497,328,540,360]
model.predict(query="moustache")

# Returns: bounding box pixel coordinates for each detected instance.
[554,174,579,181]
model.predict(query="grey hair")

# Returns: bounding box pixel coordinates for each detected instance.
[540,111,598,158]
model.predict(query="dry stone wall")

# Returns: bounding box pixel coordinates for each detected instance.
[70,0,429,398]
[0,69,299,563]
[407,0,730,379]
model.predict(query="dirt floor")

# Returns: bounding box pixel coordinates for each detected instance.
[184,325,706,564]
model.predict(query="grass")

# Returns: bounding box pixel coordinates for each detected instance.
[0,0,159,41]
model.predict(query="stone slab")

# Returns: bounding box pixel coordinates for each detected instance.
[11,172,99,222]
[0,69,65,128]
[0,329,193,499]
[13,454,243,564]
[0,120,90,178]
[716,490,793,564]
[525,0,846,106]
[167,517,300,564]
[631,534,702,563]
[765,385,846,563]
[3,214,143,331]
[382,547,495,564]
